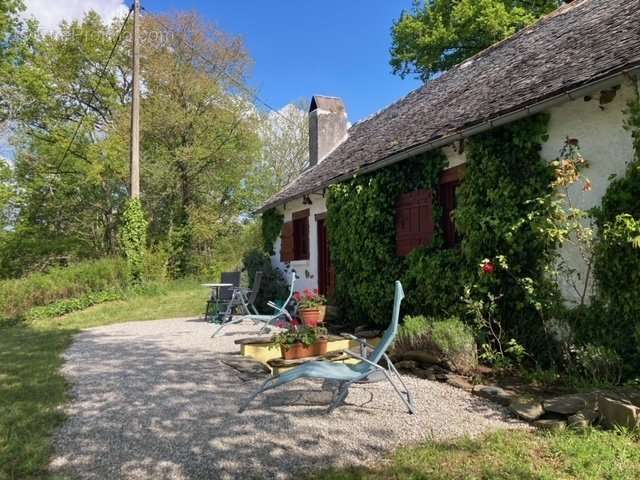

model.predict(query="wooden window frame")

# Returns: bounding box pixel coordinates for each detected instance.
[291,209,310,261]
[438,165,465,248]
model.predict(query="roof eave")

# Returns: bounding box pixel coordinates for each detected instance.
[257,63,640,214]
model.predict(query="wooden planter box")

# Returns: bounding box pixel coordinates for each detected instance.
[281,338,328,360]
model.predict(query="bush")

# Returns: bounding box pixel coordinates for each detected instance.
[25,290,124,322]
[0,257,129,322]
[242,249,288,312]
[395,315,477,374]
[570,344,623,386]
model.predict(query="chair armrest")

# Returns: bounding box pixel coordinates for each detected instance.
[342,350,385,371]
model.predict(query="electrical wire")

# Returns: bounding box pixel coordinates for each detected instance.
[53,4,134,174]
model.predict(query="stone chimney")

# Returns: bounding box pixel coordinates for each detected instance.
[308,95,348,168]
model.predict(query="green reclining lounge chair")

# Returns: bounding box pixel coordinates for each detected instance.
[238,280,415,414]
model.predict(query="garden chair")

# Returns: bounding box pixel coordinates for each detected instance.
[204,271,241,323]
[211,271,296,337]
[238,281,415,414]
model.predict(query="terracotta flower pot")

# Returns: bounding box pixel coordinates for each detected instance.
[281,338,328,360]
[299,308,323,327]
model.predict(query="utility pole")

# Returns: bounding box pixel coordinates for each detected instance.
[129,0,141,199]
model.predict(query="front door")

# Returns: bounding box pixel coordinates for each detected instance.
[317,217,336,297]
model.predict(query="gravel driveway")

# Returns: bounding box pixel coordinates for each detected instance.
[50,318,525,480]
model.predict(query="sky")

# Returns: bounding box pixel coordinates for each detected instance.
[20,0,423,124]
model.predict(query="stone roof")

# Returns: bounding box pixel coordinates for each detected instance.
[260,0,640,212]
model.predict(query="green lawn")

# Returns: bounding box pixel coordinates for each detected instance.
[0,279,209,480]
[311,429,640,480]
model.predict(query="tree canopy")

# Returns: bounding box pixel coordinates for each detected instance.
[390,0,560,81]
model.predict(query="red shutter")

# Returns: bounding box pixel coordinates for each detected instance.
[395,189,434,256]
[280,221,294,262]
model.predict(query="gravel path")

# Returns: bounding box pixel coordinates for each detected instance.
[50,318,526,480]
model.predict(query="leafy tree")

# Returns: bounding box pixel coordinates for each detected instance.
[0,0,26,127]
[247,101,309,208]
[3,13,131,276]
[390,0,560,81]
[137,13,260,277]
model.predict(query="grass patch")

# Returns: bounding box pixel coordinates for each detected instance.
[311,429,640,480]
[0,279,208,480]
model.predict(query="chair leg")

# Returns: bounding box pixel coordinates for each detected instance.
[238,378,276,413]
[381,369,415,414]
[327,381,350,414]
[386,356,416,411]
[211,315,249,338]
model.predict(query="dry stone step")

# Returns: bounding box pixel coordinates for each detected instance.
[473,385,514,407]
[599,396,640,430]
[543,393,592,415]
[510,397,545,422]
[444,374,474,392]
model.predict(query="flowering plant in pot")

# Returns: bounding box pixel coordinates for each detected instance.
[294,289,327,326]
[272,324,329,360]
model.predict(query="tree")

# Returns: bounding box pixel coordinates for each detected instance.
[3,13,132,276]
[137,13,260,276]
[247,100,309,209]
[390,0,560,81]
[0,0,26,127]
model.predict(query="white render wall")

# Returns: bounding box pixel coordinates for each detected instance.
[272,79,638,301]
[271,193,327,293]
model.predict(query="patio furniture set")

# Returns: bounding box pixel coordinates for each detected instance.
[203,271,416,415]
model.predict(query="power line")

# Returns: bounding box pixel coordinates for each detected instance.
[53,5,134,174]
[140,6,300,128]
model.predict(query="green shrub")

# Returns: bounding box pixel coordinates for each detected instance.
[0,257,129,322]
[242,248,288,312]
[395,315,477,374]
[571,344,623,386]
[25,290,124,322]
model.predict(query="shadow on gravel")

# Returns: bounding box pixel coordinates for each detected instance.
[49,320,522,480]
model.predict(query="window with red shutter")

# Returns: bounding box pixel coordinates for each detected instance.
[280,222,294,262]
[395,189,434,256]
[291,209,310,261]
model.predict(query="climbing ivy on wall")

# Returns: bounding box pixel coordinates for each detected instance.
[261,208,284,255]
[589,92,640,371]
[326,151,448,326]
[327,114,558,361]
[455,113,558,355]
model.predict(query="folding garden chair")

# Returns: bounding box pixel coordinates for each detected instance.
[238,281,415,414]
[204,271,241,323]
[211,271,296,337]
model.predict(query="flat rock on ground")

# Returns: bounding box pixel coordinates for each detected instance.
[50,318,527,480]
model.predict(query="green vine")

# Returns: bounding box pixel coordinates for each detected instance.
[456,113,558,358]
[589,92,640,371]
[327,150,447,326]
[261,208,284,255]
[327,114,557,362]
[119,199,148,283]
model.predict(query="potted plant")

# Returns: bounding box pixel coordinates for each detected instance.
[273,324,329,360]
[294,289,327,326]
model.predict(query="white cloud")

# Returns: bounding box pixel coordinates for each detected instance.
[23,0,128,32]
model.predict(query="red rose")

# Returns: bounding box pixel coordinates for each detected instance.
[482,262,495,274]
[293,292,302,302]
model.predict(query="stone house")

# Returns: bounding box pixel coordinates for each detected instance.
[258,0,640,304]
